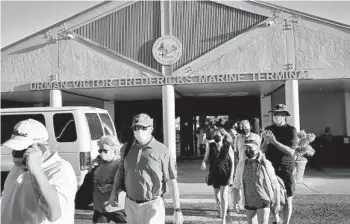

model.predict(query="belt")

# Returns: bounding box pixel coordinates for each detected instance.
[127,195,162,204]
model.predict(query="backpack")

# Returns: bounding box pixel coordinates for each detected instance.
[121,141,167,196]
[261,158,287,205]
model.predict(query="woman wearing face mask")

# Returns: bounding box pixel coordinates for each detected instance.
[232,140,280,224]
[92,135,127,224]
[201,129,235,224]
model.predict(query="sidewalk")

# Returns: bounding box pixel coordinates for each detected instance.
[175,160,350,195]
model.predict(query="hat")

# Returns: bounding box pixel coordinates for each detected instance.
[2,119,49,151]
[244,139,260,149]
[269,104,291,116]
[131,113,153,127]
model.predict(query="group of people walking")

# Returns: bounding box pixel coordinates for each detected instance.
[1,103,296,224]
[201,104,297,224]
[1,113,184,224]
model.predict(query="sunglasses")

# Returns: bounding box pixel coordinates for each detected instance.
[12,149,27,158]
[132,125,149,131]
[98,149,110,154]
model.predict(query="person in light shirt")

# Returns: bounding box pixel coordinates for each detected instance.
[1,119,77,224]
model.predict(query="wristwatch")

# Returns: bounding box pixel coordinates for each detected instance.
[175,208,182,212]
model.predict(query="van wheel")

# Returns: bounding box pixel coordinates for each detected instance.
[1,172,9,192]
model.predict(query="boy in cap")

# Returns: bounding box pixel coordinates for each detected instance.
[109,113,184,224]
[261,104,297,224]
[1,119,77,224]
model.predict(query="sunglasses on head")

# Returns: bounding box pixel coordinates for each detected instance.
[132,125,149,131]
[98,149,110,154]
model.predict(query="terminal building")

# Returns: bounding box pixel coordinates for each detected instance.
[1,1,350,162]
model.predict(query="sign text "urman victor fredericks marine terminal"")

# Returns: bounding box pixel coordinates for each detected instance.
[30,71,309,91]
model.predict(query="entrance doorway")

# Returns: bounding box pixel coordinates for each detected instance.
[113,96,261,159]
[177,114,254,158]
[176,96,261,158]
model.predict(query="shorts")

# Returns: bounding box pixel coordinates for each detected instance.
[92,210,127,223]
[245,200,271,210]
[276,164,296,197]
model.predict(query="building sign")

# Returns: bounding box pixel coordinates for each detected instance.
[30,70,309,91]
[152,36,182,65]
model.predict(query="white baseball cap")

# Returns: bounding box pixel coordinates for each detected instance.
[2,119,49,151]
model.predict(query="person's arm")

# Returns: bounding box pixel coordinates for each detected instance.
[163,150,184,223]
[232,161,244,206]
[25,146,62,222]
[167,179,181,210]
[265,160,280,207]
[261,139,269,153]
[163,152,181,209]
[202,142,210,163]
[268,128,297,156]
[110,144,128,200]
[271,140,295,156]
[228,146,235,180]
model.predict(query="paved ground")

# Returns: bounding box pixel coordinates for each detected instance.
[75,160,350,224]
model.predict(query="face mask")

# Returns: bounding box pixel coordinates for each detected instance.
[134,130,151,144]
[243,129,250,135]
[213,135,222,143]
[101,151,115,162]
[245,147,258,159]
[273,116,284,125]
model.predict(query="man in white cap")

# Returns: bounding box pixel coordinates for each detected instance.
[261,104,297,224]
[1,119,77,224]
[109,113,184,224]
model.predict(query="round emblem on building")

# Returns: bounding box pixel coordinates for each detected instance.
[152,36,182,65]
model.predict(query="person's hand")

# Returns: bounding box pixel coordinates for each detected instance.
[228,177,234,186]
[97,184,114,194]
[265,130,277,144]
[272,202,281,215]
[173,210,184,224]
[200,162,206,171]
[23,144,43,172]
[105,195,120,212]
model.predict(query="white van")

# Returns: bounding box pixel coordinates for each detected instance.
[1,106,117,197]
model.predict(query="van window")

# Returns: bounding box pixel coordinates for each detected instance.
[100,113,116,136]
[1,114,45,144]
[85,113,103,140]
[54,113,77,142]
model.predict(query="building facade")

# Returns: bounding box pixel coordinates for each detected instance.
[1,1,350,161]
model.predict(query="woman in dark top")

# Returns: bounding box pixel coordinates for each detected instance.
[201,129,235,224]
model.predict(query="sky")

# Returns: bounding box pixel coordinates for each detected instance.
[1,0,350,48]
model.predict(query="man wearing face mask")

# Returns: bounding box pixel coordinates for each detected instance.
[109,113,184,224]
[234,120,261,163]
[261,104,297,224]
[1,119,77,224]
